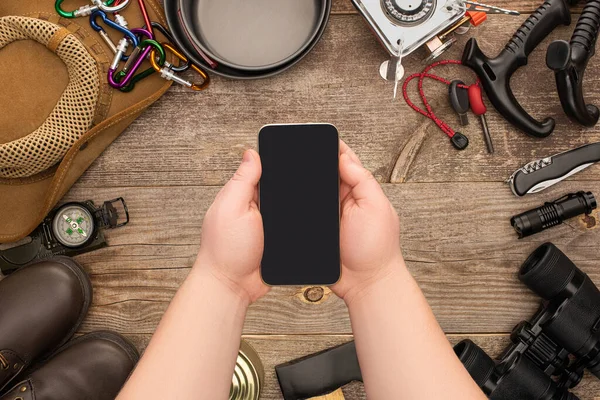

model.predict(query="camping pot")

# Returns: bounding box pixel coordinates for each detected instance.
[165,0,331,79]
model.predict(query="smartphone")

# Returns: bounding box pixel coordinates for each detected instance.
[259,123,340,286]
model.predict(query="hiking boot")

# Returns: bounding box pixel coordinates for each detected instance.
[1,331,138,400]
[0,257,92,392]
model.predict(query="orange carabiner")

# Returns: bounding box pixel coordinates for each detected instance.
[150,43,209,91]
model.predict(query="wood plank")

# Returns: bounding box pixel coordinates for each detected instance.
[121,333,600,399]
[62,181,600,335]
[76,14,600,188]
[332,0,587,16]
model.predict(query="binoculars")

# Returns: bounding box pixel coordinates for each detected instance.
[454,243,600,400]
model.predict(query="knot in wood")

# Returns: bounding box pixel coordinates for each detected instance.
[304,286,325,302]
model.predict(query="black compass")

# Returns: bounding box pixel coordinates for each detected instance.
[0,198,129,275]
[382,0,435,24]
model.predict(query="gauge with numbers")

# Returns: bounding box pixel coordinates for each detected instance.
[51,203,96,248]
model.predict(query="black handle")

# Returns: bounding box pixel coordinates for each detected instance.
[462,0,570,138]
[506,0,572,64]
[512,142,600,196]
[275,341,362,400]
[547,0,600,126]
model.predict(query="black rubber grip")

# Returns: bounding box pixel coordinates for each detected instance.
[571,0,600,51]
[506,0,571,61]
[462,0,570,138]
[547,0,600,126]
[275,341,362,400]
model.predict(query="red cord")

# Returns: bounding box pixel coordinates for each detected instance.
[402,59,478,139]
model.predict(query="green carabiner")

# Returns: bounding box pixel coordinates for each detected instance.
[55,0,117,18]
[116,39,166,92]
[116,69,154,93]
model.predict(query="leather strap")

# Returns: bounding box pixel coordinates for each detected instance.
[0,350,25,392]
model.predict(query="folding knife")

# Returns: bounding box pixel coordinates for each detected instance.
[507,142,600,196]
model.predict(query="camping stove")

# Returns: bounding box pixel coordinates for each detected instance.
[352,0,466,84]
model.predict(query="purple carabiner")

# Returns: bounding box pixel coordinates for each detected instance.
[108,27,153,89]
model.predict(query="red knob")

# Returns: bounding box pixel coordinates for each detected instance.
[468,84,487,116]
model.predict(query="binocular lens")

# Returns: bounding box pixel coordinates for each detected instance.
[519,243,577,300]
[454,339,495,388]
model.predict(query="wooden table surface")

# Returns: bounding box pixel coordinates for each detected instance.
[64,0,600,398]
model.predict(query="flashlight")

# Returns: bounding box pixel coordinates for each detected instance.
[511,192,597,238]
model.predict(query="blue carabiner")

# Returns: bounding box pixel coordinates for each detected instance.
[90,10,138,61]
[90,10,138,46]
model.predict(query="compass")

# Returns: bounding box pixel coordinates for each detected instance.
[0,198,129,275]
[51,203,96,248]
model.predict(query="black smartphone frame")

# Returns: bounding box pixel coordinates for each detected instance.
[258,123,341,286]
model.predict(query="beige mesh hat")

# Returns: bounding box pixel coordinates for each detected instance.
[0,0,174,242]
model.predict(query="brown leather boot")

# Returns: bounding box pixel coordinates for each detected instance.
[0,331,139,400]
[0,257,92,392]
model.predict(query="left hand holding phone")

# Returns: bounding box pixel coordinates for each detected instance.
[195,149,270,304]
[332,141,405,306]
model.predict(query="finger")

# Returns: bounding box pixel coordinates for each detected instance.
[252,187,259,208]
[221,150,262,212]
[340,181,352,204]
[339,140,362,166]
[339,153,384,204]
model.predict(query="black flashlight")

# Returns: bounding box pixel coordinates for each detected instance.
[511,192,597,238]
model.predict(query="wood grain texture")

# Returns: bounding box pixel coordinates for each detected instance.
[64,180,600,336]
[13,4,600,399]
[331,0,587,14]
[75,14,600,188]
[122,333,600,399]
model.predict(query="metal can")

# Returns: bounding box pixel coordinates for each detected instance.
[230,340,264,400]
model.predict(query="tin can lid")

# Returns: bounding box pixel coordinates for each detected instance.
[230,340,264,400]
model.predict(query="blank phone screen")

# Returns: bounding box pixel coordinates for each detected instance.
[259,124,340,286]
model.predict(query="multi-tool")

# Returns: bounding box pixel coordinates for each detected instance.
[351,0,519,97]
[507,142,600,197]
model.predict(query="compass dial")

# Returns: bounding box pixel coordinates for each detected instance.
[382,0,435,25]
[52,204,95,248]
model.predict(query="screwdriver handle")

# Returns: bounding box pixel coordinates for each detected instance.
[468,84,487,115]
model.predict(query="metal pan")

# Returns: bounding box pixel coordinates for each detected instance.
[177,0,328,72]
[164,0,331,79]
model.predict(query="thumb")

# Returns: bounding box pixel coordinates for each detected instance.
[339,153,384,203]
[222,150,262,210]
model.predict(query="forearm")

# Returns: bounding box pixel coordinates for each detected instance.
[346,260,485,400]
[117,266,248,400]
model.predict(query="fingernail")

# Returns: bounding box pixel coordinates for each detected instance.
[341,153,352,164]
[243,150,253,163]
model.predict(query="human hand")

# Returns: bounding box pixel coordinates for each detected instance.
[195,149,269,304]
[332,141,405,305]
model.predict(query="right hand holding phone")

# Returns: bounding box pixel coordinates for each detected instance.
[333,141,405,305]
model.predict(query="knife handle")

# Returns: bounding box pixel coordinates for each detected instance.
[512,142,600,196]
[276,341,362,400]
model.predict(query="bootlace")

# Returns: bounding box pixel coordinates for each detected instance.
[0,353,8,369]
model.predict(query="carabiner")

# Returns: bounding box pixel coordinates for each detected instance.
[112,0,129,29]
[148,22,189,72]
[114,68,154,92]
[56,0,128,18]
[121,28,153,74]
[92,0,131,13]
[150,43,209,91]
[90,10,138,65]
[109,39,165,89]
